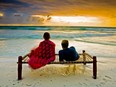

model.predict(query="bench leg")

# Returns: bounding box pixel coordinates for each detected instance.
[18,56,22,80]
[93,56,97,79]
[83,50,86,65]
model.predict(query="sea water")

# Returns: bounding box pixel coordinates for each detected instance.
[0,26,116,61]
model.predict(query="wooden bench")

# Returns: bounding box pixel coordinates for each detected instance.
[17,50,97,80]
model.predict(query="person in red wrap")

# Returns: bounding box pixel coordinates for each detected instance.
[23,32,55,69]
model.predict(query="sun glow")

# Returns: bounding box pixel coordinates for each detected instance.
[51,16,100,23]
[0,13,4,17]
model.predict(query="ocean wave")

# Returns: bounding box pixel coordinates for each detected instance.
[0,31,113,40]
[75,39,116,46]
[0,26,116,47]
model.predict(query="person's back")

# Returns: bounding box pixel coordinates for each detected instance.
[59,40,79,62]
[37,39,55,60]
[28,32,55,69]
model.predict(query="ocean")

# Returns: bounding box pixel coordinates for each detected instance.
[0,26,116,60]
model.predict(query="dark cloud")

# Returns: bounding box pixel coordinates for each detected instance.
[0,0,31,13]
[0,0,116,15]
[0,0,28,5]
[0,0,116,17]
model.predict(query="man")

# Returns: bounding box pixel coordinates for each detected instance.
[59,40,79,62]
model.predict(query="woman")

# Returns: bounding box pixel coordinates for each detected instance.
[24,32,55,69]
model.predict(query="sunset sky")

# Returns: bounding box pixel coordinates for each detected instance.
[0,0,116,27]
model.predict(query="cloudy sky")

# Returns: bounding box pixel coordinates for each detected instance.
[0,0,116,27]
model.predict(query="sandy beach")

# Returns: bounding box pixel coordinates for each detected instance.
[0,39,116,87]
[0,57,116,87]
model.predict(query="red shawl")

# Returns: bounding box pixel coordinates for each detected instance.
[28,40,55,69]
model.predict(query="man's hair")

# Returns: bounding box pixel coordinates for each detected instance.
[43,32,50,40]
[61,40,69,48]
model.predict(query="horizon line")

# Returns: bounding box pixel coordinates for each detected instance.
[0,24,116,28]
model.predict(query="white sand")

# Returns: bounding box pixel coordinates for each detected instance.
[0,57,116,87]
[0,40,116,87]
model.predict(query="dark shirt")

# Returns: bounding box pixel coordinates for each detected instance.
[59,46,79,61]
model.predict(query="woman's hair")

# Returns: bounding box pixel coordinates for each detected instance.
[61,40,69,48]
[43,32,50,40]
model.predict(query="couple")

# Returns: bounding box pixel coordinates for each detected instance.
[24,32,79,69]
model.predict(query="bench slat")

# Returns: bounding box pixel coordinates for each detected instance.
[18,61,93,64]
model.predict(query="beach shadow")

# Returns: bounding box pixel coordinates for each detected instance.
[23,64,91,79]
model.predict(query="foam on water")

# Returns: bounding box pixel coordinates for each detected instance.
[0,26,116,59]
